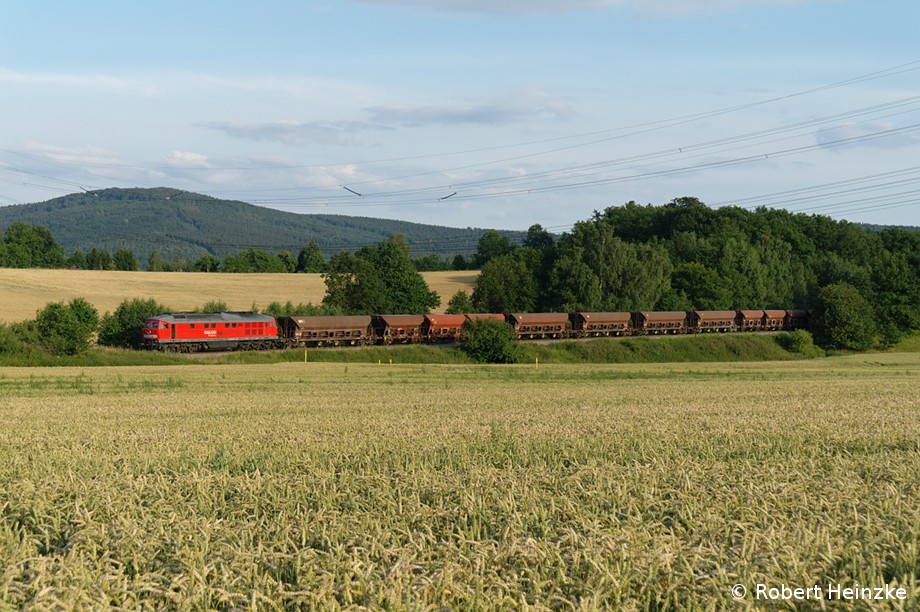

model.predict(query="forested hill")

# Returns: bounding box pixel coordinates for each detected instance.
[0,188,519,262]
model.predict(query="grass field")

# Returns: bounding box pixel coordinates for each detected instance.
[0,268,479,323]
[2,354,919,608]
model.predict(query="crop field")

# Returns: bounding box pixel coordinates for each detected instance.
[0,268,478,323]
[2,354,919,608]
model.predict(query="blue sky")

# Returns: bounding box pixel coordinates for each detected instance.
[2,0,919,232]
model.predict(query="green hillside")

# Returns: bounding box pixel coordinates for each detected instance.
[0,188,520,263]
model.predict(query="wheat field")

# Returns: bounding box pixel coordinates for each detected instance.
[0,269,478,323]
[2,354,919,608]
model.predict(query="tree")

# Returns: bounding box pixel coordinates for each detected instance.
[34,298,99,355]
[147,250,168,272]
[113,248,139,271]
[296,241,326,273]
[277,251,297,273]
[451,254,469,271]
[671,262,732,310]
[546,254,602,311]
[813,282,876,351]
[412,253,448,272]
[221,248,287,273]
[473,230,515,268]
[523,224,554,251]
[98,298,171,348]
[461,317,522,364]
[65,250,87,269]
[322,236,440,314]
[445,290,474,314]
[193,254,221,272]
[472,251,537,313]
[86,248,112,270]
[1,223,65,268]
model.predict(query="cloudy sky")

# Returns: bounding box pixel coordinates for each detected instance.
[2,0,919,232]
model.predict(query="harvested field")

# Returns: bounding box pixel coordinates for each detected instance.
[1,354,919,607]
[0,268,478,323]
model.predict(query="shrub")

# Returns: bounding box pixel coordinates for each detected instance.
[35,299,99,356]
[813,282,877,351]
[445,290,474,314]
[776,330,824,358]
[198,300,229,313]
[98,298,171,349]
[461,318,522,364]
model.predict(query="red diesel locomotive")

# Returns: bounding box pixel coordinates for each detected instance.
[142,311,279,352]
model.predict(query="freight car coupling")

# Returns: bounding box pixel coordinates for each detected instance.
[142,310,811,353]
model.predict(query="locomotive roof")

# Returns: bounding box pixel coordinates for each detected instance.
[149,312,275,323]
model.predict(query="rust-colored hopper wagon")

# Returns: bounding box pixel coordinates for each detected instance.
[633,311,688,335]
[689,310,739,333]
[422,314,468,342]
[763,310,787,331]
[276,315,373,347]
[569,312,632,338]
[738,310,766,332]
[785,309,810,331]
[372,315,426,344]
[505,312,569,339]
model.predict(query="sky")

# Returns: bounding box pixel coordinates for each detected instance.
[1,0,919,233]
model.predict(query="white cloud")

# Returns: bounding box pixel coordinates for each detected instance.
[23,142,125,167]
[0,68,159,96]
[163,151,213,168]
[367,89,572,126]
[202,120,386,146]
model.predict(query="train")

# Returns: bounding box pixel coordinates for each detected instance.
[141,309,810,353]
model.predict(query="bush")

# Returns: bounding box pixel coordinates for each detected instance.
[813,282,877,351]
[98,298,171,349]
[198,300,229,313]
[35,299,99,356]
[461,318,522,364]
[775,330,824,358]
[445,290,474,314]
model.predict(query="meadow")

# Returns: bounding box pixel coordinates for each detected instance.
[2,354,919,608]
[0,269,478,323]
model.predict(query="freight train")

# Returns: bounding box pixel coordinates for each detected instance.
[141,309,810,353]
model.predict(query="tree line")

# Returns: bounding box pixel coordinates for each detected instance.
[3,198,919,354]
[0,222,485,273]
[466,198,919,349]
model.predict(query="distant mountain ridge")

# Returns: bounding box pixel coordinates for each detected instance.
[0,188,522,263]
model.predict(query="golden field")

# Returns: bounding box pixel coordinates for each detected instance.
[2,354,919,608]
[0,268,478,323]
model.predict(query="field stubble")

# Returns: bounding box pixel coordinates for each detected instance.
[0,268,478,323]
[1,355,919,609]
